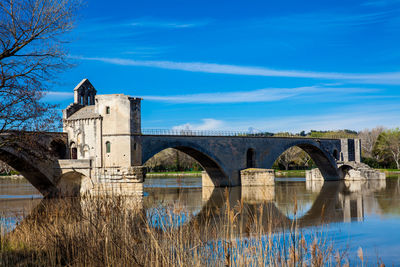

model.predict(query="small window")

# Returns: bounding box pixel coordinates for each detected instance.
[106,141,111,153]
[106,106,110,114]
[71,147,77,159]
[333,149,339,160]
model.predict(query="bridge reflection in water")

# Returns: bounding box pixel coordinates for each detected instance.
[7,178,391,239]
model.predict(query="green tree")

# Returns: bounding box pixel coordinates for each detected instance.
[374,128,400,169]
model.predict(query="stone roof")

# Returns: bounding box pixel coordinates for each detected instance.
[67,105,101,120]
[74,78,89,91]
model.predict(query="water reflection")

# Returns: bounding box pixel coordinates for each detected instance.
[2,176,400,262]
[1,177,398,232]
[191,180,387,237]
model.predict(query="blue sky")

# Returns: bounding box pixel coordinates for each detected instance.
[48,0,400,132]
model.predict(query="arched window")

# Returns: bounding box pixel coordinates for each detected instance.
[246,148,255,168]
[106,141,111,153]
[106,106,110,114]
[70,142,77,159]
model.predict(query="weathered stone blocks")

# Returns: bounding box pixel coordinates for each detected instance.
[306,164,385,182]
[240,168,275,186]
[202,171,216,187]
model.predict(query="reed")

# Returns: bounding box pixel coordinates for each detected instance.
[1,191,366,266]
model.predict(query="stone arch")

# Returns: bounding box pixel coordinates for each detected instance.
[56,171,92,197]
[246,148,256,168]
[337,164,354,180]
[264,140,339,180]
[142,142,230,186]
[0,147,58,196]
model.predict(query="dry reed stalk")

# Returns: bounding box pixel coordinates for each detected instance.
[0,191,358,266]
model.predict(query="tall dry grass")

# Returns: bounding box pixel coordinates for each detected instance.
[1,190,361,266]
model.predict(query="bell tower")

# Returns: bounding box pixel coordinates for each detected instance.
[74,78,97,106]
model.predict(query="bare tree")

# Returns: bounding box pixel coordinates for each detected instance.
[359,126,385,159]
[144,148,202,172]
[277,147,304,170]
[0,159,14,174]
[297,149,312,168]
[0,0,81,135]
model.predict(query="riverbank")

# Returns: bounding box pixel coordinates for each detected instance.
[146,169,400,179]
[0,174,24,179]
[378,169,400,179]
[2,168,398,180]
[146,171,202,177]
[274,169,306,177]
[145,170,306,178]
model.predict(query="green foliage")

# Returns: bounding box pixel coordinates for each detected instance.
[307,129,358,138]
[362,157,381,169]
[373,128,400,169]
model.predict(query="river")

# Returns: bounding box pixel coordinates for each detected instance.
[1,175,400,264]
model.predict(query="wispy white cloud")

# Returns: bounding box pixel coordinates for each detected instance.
[43,91,74,101]
[172,119,224,131]
[273,10,396,28]
[75,56,400,84]
[171,105,399,133]
[141,86,379,104]
[362,0,400,6]
[128,18,211,28]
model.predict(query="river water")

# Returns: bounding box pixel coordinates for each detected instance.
[1,175,400,265]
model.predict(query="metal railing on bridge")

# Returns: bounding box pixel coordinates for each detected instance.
[142,129,259,137]
[141,129,355,139]
[5,127,357,139]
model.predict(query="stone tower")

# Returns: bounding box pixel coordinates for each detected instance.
[63,79,144,182]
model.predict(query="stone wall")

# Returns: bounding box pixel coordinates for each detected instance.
[240,168,275,186]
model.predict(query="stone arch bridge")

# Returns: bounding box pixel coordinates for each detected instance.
[139,134,359,187]
[0,132,91,197]
[1,80,384,197]
[0,130,363,197]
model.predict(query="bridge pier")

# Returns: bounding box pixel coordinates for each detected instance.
[201,171,214,187]
[54,160,147,197]
[240,168,275,186]
[202,168,275,187]
[306,163,386,182]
